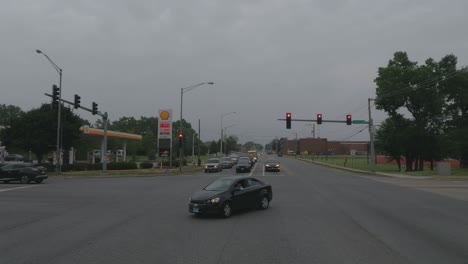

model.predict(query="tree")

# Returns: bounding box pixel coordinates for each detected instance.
[443,69,468,167]
[209,141,218,155]
[375,52,458,171]
[243,141,263,152]
[375,115,411,171]
[0,104,24,126]
[2,104,83,162]
[223,135,240,155]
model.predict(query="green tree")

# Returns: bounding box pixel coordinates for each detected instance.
[0,104,24,126]
[375,115,411,171]
[443,69,468,167]
[2,104,83,162]
[223,135,240,155]
[375,52,457,171]
[209,140,218,155]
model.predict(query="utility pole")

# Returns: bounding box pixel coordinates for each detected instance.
[368,98,376,173]
[312,124,316,138]
[198,119,201,166]
[102,112,108,173]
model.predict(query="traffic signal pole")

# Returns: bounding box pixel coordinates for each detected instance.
[44,93,108,174]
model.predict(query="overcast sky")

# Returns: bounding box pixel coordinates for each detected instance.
[2,0,468,145]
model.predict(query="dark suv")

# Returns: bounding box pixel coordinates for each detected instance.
[0,163,48,184]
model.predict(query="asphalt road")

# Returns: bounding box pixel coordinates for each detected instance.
[1,156,468,264]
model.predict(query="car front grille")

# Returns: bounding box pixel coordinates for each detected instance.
[191,200,206,205]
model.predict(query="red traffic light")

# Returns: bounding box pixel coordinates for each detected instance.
[317,114,322,124]
[346,114,352,125]
[286,113,291,129]
[178,133,184,138]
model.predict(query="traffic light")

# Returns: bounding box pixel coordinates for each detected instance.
[74,94,81,109]
[317,114,322,125]
[286,113,291,129]
[92,102,98,115]
[178,133,184,144]
[346,114,352,125]
[52,85,60,106]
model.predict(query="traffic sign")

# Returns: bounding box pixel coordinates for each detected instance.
[352,120,368,124]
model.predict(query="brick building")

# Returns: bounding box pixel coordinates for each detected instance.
[279,137,368,155]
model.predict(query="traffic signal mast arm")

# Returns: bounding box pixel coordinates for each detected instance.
[277,118,368,124]
[44,93,105,118]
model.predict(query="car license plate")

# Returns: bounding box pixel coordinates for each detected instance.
[192,207,199,213]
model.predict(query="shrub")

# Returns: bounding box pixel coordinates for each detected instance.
[107,162,138,170]
[139,162,154,169]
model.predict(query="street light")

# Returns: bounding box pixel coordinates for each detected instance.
[223,124,237,155]
[180,82,214,172]
[36,49,63,173]
[220,112,236,156]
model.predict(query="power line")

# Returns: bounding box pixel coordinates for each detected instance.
[376,68,464,100]
[339,126,369,141]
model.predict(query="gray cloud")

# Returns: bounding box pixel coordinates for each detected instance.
[2,0,467,144]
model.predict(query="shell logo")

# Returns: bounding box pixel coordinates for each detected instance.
[160,111,170,120]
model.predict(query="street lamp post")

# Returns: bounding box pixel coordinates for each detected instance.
[220,112,236,156]
[223,124,237,155]
[36,49,63,173]
[179,82,214,172]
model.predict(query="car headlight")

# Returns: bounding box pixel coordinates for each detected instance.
[276,165,280,167]
[214,165,218,168]
[266,164,270,167]
[209,197,221,203]
[205,165,208,168]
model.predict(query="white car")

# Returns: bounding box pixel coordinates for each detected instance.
[205,159,222,173]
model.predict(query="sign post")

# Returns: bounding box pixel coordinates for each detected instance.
[158,109,173,168]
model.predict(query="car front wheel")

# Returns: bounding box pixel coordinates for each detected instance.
[20,175,30,184]
[259,195,269,210]
[35,179,43,184]
[221,202,232,218]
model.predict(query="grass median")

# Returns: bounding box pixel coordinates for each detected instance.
[51,165,205,178]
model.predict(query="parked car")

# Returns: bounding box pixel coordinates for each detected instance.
[205,159,222,173]
[264,159,281,172]
[236,158,252,173]
[0,163,48,184]
[220,157,233,169]
[188,176,273,217]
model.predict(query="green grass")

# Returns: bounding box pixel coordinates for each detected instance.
[298,155,468,177]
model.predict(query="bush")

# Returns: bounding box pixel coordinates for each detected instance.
[107,162,138,170]
[139,162,154,169]
[159,160,187,167]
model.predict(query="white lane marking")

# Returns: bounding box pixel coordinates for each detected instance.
[263,164,265,176]
[0,186,37,193]
[248,162,258,177]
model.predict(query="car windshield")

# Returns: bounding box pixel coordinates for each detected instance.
[204,178,235,191]
[221,158,230,161]
[238,159,250,164]
[206,159,219,163]
[266,160,279,164]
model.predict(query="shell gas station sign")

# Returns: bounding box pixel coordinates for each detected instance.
[158,109,172,157]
